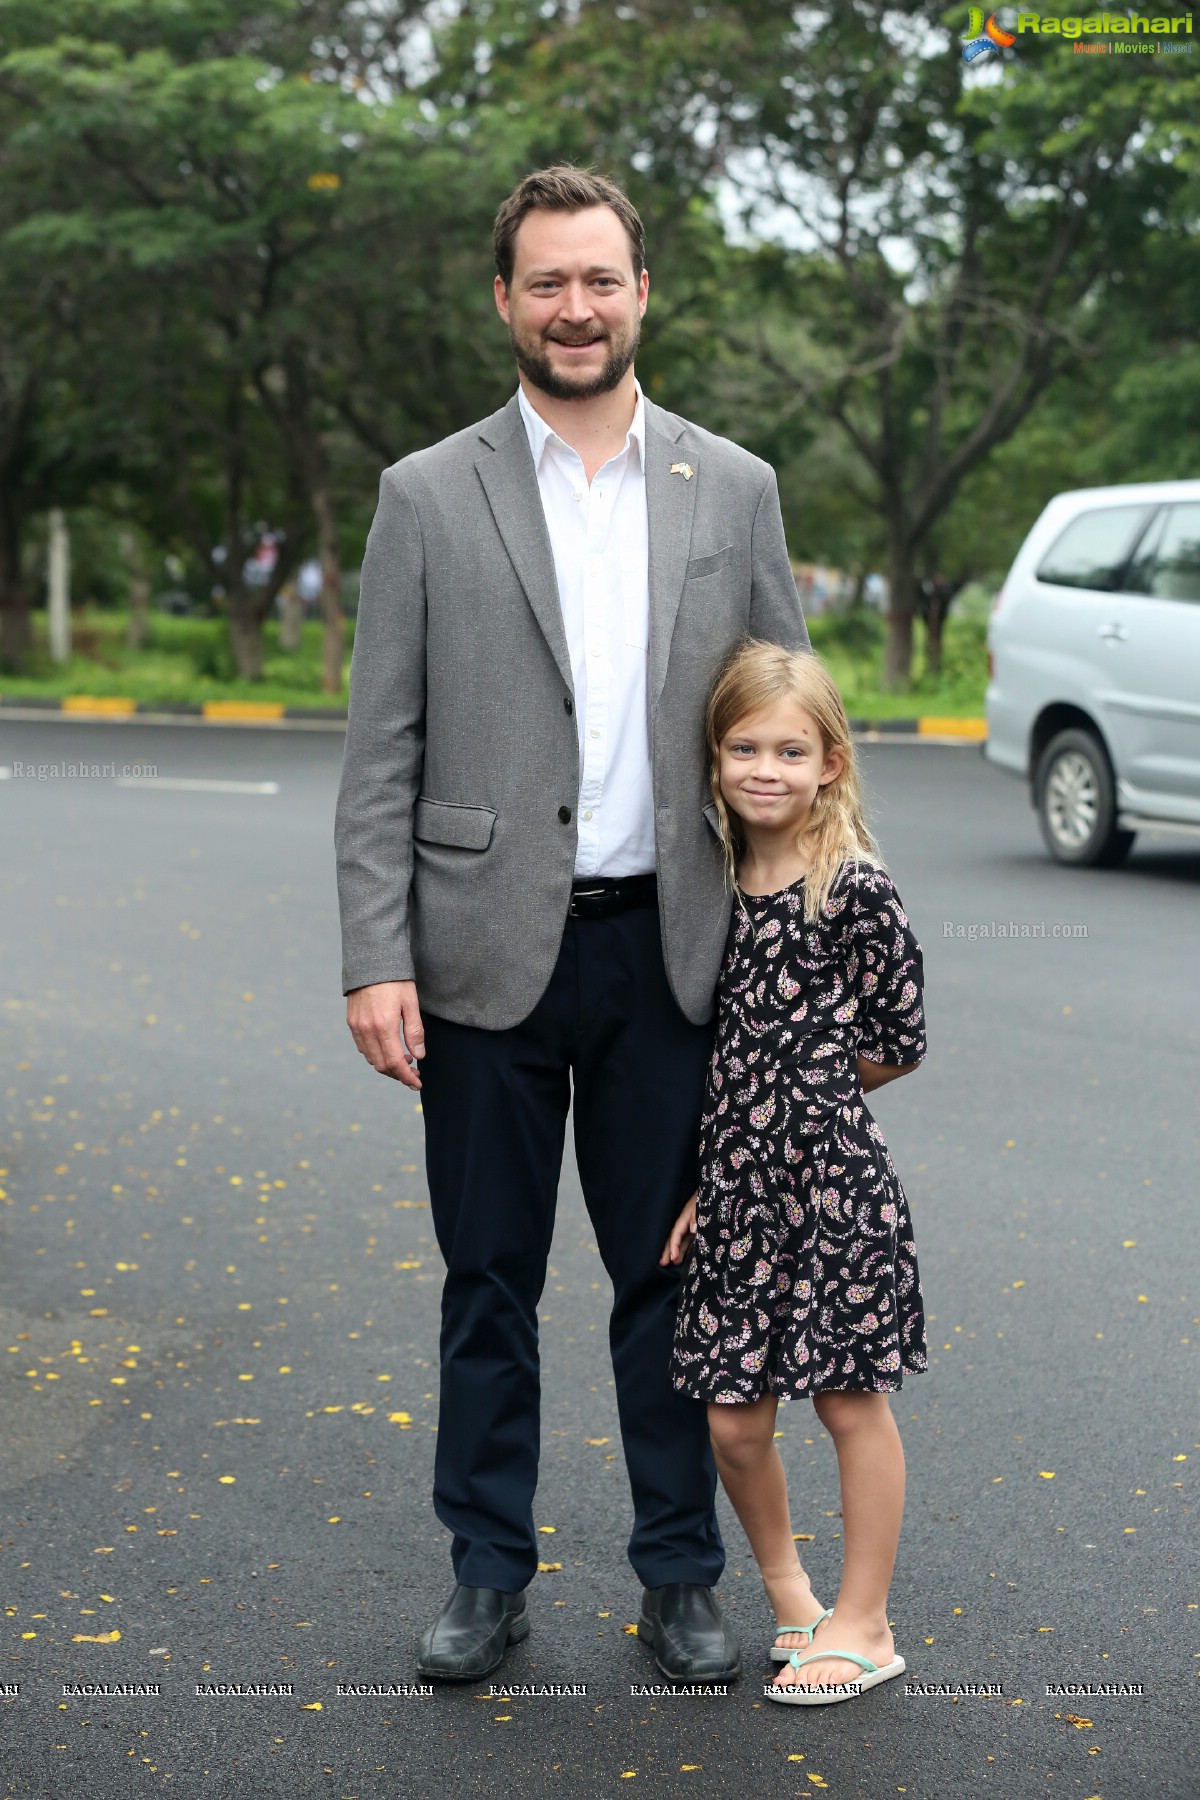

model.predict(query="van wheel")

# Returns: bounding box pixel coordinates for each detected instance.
[1034,729,1135,867]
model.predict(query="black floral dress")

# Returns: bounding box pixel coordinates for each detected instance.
[670,859,928,1403]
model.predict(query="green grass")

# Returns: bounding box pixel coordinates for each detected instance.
[0,596,989,717]
[807,602,988,718]
[0,608,352,708]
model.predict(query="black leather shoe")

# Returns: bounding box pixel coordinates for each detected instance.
[637,1583,742,1682]
[416,1583,530,1681]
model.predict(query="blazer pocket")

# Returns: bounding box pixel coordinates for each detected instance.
[685,544,735,581]
[413,797,497,851]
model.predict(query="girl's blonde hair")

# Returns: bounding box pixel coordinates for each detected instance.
[705,638,883,926]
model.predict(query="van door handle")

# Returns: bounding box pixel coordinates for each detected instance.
[1097,622,1129,642]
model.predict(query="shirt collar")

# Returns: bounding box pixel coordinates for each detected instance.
[517,378,645,471]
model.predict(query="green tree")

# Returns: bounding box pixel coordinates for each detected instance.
[425,0,1199,686]
[4,0,1197,696]
[0,1,499,680]
[713,1,1198,685]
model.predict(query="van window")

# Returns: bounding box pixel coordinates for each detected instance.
[1035,504,1153,592]
[1144,504,1200,604]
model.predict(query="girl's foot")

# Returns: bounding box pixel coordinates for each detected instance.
[772,1607,896,1691]
[761,1566,829,1655]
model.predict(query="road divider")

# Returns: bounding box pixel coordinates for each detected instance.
[1,694,988,740]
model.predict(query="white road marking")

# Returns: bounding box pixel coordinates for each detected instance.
[855,734,982,747]
[114,776,280,793]
[0,766,278,789]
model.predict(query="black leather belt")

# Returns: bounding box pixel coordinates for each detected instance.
[568,873,658,919]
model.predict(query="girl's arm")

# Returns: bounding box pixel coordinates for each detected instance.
[845,870,927,1087]
[660,1192,698,1265]
[858,1054,921,1094]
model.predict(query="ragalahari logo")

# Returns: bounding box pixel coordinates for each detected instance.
[961,8,1019,58]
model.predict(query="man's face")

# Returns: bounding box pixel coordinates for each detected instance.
[495,204,649,402]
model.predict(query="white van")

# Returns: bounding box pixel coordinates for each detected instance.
[985,480,1200,864]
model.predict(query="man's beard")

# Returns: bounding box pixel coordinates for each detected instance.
[508,314,641,401]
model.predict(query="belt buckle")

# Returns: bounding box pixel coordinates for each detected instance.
[569,884,610,919]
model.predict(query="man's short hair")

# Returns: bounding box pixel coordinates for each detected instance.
[493,164,646,288]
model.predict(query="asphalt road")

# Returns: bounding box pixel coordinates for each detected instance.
[1,717,1197,1800]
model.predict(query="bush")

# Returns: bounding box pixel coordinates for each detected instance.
[807,608,885,660]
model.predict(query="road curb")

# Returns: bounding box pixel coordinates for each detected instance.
[0,694,988,739]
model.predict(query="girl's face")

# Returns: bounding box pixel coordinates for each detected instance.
[718,696,845,840]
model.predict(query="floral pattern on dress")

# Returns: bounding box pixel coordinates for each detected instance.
[670,859,929,1402]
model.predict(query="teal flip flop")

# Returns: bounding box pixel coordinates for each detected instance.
[765,1646,907,1705]
[768,1607,834,1664]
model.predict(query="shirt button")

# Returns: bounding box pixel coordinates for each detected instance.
[573,489,583,501]
[589,729,600,738]
[583,809,594,821]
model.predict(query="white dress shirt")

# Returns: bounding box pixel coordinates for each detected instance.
[517,379,656,879]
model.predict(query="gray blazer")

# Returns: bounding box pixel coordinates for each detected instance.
[334,391,810,1028]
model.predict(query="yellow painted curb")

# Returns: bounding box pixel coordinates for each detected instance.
[918,716,986,739]
[61,695,136,715]
[201,701,286,721]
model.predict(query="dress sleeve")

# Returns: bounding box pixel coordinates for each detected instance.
[839,864,927,1067]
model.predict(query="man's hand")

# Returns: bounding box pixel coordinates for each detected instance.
[660,1192,698,1266]
[346,980,425,1090]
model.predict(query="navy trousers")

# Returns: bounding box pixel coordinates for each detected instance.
[419,899,725,1593]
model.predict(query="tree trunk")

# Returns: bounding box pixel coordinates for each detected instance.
[229,597,265,681]
[47,508,71,663]
[278,340,344,696]
[122,526,152,653]
[883,542,916,690]
[278,580,302,652]
[925,592,944,678]
[313,478,344,695]
[0,496,29,675]
[231,560,298,680]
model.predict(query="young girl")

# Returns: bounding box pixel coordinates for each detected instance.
[661,639,928,1706]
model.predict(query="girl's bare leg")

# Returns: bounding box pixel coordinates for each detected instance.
[773,1390,905,1690]
[706,1395,828,1653]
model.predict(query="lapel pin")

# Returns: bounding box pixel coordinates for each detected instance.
[670,461,694,481]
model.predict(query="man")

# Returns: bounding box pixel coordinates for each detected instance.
[335,165,810,1684]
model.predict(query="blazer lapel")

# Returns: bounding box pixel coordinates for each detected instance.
[475,396,574,695]
[643,399,697,715]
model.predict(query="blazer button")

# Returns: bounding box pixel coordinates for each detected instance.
[564,696,574,715]
[558,805,572,824]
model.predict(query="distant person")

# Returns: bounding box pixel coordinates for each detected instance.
[662,643,928,1705]
[297,558,324,616]
[243,527,281,589]
[334,165,809,1685]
